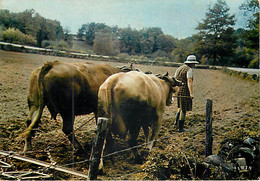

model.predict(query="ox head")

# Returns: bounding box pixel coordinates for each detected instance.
[157,72,183,106]
[158,72,182,87]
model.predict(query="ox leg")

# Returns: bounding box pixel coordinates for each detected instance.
[128,126,142,164]
[61,115,85,154]
[142,125,150,147]
[24,107,41,152]
[147,118,162,151]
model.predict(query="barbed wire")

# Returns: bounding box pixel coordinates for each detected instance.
[61,124,204,167]
[20,116,96,155]
[2,123,205,180]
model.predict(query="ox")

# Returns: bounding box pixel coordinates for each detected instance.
[97,71,182,165]
[23,60,123,153]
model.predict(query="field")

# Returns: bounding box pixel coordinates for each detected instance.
[0,50,259,180]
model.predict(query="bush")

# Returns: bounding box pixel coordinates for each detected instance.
[41,40,51,48]
[200,55,208,65]
[151,50,170,59]
[57,40,70,50]
[117,53,129,62]
[248,56,259,68]
[154,57,170,62]
[41,40,70,50]
[0,25,6,41]
[22,34,37,46]
[3,28,36,46]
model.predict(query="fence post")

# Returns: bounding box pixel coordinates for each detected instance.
[206,99,213,157]
[206,99,213,179]
[88,117,109,180]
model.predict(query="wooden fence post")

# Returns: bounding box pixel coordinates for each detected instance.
[206,99,213,157]
[88,117,109,180]
[206,99,213,179]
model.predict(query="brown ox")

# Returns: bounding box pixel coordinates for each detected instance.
[97,71,181,165]
[23,60,122,153]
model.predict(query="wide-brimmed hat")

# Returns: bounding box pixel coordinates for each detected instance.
[184,55,199,64]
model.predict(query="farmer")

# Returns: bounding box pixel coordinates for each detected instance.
[174,55,199,132]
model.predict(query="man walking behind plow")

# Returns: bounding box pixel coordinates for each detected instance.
[174,55,199,132]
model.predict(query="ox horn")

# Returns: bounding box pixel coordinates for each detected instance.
[163,72,169,77]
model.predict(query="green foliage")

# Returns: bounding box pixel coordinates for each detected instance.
[156,34,177,53]
[239,0,259,29]
[0,9,65,47]
[81,22,110,46]
[3,28,36,46]
[194,0,237,66]
[118,27,141,55]
[78,24,177,58]
[235,0,259,68]
[248,55,259,68]
[233,47,256,67]
[41,40,70,50]
[93,32,119,56]
[0,25,6,41]
[171,37,194,63]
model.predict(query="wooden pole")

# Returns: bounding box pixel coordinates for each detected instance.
[206,99,213,157]
[88,117,109,180]
[206,99,213,179]
[0,150,89,179]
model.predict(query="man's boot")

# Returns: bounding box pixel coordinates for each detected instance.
[178,120,184,132]
[174,112,180,125]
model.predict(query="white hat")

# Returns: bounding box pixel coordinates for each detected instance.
[184,55,199,64]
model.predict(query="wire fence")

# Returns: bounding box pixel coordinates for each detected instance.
[1,111,207,180]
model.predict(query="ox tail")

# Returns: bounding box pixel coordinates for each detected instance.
[106,82,114,123]
[104,80,127,136]
[98,82,114,122]
[22,62,54,138]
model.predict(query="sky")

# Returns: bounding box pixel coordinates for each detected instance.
[1,0,247,39]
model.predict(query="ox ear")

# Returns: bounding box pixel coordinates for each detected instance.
[161,72,170,81]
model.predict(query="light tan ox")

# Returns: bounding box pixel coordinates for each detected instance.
[97,71,182,166]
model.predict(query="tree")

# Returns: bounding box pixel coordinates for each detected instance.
[0,9,66,47]
[171,37,194,63]
[194,0,237,65]
[239,0,259,50]
[139,27,163,55]
[118,27,141,55]
[85,22,109,46]
[156,34,177,53]
[77,24,87,40]
[233,0,259,68]
[93,32,119,56]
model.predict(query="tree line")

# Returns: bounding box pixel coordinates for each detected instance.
[0,9,72,49]
[77,0,258,68]
[0,0,258,68]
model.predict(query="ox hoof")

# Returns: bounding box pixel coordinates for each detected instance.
[98,167,106,175]
[75,148,86,156]
[134,155,143,164]
[140,149,150,158]
[178,128,189,133]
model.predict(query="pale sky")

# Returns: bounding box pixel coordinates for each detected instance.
[1,0,246,39]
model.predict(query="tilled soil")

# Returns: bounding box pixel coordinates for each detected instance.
[0,50,259,180]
